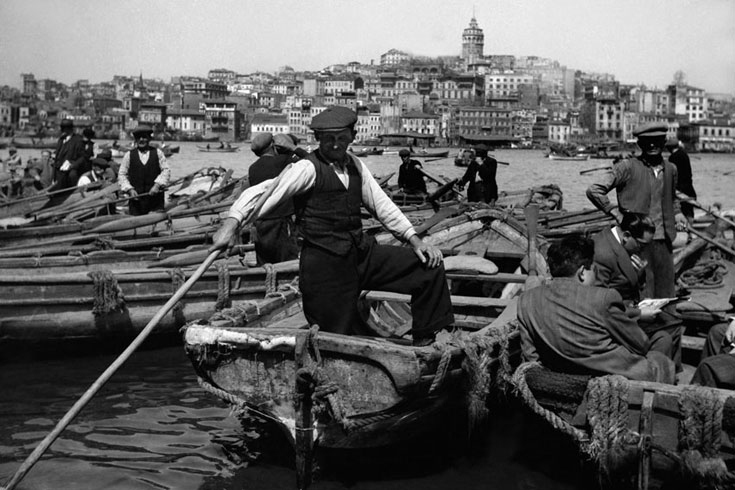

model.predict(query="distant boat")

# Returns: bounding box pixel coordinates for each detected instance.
[410,150,449,158]
[547,153,589,161]
[196,145,239,153]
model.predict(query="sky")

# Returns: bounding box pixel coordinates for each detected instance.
[1,0,733,95]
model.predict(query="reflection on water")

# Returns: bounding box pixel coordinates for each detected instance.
[0,345,590,489]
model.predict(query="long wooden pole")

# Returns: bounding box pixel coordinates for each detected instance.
[676,191,735,229]
[687,225,735,257]
[0,250,221,490]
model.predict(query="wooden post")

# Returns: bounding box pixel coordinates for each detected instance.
[294,333,314,490]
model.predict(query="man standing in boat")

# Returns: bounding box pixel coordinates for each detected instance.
[247,132,300,265]
[666,138,697,223]
[50,118,86,190]
[118,125,171,216]
[587,122,687,299]
[211,106,453,345]
[458,145,498,204]
[587,122,687,370]
[397,148,427,195]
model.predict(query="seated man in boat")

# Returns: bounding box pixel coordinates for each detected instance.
[397,149,427,195]
[690,319,735,389]
[518,235,675,383]
[211,106,454,345]
[593,211,655,307]
[77,157,113,187]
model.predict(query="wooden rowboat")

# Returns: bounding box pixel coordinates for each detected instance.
[182,206,547,487]
[0,259,299,359]
[511,362,735,490]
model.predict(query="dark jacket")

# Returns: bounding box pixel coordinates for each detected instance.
[593,227,642,303]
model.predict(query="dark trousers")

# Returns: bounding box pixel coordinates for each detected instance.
[128,193,165,216]
[299,237,454,336]
[691,322,735,388]
[641,238,675,298]
[253,216,300,265]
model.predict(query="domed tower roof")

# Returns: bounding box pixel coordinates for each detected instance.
[462,16,484,64]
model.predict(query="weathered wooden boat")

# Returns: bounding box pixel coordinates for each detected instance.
[511,362,735,490]
[548,153,589,161]
[0,259,299,358]
[196,145,239,153]
[495,184,564,211]
[182,205,548,487]
[411,149,450,158]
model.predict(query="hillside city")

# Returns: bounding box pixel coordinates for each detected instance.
[1,16,733,152]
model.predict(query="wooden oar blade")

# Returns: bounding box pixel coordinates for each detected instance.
[85,212,167,234]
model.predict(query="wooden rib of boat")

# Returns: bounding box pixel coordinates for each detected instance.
[511,362,735,490]
[0,259,299,357]
[182,205,548,486]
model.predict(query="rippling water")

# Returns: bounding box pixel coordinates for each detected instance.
[1,143,732,489]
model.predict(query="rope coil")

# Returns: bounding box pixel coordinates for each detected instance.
[87,270,125,315]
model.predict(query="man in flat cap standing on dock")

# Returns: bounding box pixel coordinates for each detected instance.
[211,106,454,345]
[587,122,687,369]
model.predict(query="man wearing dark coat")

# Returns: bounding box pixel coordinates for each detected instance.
[247,132,300,265]
[666,138,697,221]
[518,235,675,383]
[51,118,87,190]
[397,149,427,194]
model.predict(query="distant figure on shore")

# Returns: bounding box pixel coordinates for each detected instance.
[666,138,697,222]
[118,125,171,216]
[50,118,86,190]
[397,148,427,194]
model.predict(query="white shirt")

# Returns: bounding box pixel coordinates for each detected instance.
[117,147,171,192]
[227,156,417,243]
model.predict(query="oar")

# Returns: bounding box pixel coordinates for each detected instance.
[579,165,612,175]
[676,191,735,229]
[523,203,543,290]
[687,225,735,257]
[0,250,221,490]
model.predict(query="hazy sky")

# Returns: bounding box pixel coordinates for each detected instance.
[1,0,733,94]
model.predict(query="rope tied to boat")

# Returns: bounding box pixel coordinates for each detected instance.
[94,237,115,250]
[678,386,732,484]
[169,268,186,318]
[263,263,277,296]
[67,250,89,265]
[511,362,590,444]
[87,270,125,315]
[585,375,640,474]
[454,321,516,432]
[678,258,727,289]
[215,262,231,311]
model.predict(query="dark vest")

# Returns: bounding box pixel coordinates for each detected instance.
[128,149,161,194]
[294,152,363,256]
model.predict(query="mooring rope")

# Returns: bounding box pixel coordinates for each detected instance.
[87,269,125,315]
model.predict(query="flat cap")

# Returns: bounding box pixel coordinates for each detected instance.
[665,137,680,148]
[60,118,74,128]
[273,133,297,149]
[398,149,411,157]
[250,132,273,155]
[310,106,357,132]
[132,125,153,137]
[91,157,110,168]
[97,149,113,160]
[633,122,668,138]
